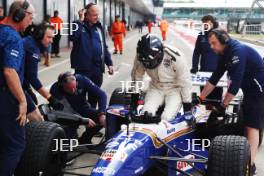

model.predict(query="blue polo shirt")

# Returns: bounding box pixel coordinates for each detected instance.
[192,32,219,72]
[23,36,45,90]
[50,74,107,116]
[0,24,24,87]
[209,39,264,95]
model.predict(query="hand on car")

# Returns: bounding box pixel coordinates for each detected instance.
[211,103,226,117]
[192,96,203,106]
[98,114,106,127]
[190,68,198,74]
[87,118,96,128]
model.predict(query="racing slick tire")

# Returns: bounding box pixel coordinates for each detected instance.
[15,121,67,176]
[207,135,251,176]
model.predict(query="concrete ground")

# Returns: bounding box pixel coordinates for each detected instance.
[36,26,264,176]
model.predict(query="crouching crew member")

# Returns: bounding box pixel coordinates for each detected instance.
[50,72,107,143]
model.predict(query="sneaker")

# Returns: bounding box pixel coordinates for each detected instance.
[251,163,257,176]
[120,51,123,55]
[113,50,118,54]
[94,131,103,138]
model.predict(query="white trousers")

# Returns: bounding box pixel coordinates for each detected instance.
[142,88,182,121]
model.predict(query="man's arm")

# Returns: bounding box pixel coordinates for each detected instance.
[191,35,201,71]
[25,51,52,100]
[170,50,192,103]
[201,57,226,99]
[38,87,51,100]
[200,81,216,100]
[104,42,113,67]
[4,68,27,126]
[69,21,82,42]
[221,48,247,106]
[131,56,146,82]
[25,52,43,91]
[3,36,27,126]
[82,77,107,113]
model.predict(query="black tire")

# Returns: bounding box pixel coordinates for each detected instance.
[143,161,167,176]
[207,135,251,176]
[15,121,66,176]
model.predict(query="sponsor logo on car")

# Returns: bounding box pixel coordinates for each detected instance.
[92,167,115,175]
[167,127,176,134]
[100,149,117,161]
[176,154,195,175]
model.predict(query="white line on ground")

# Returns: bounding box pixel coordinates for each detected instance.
[168,27,194,50]
[38,34,137,74]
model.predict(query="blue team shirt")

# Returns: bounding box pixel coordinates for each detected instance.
[50,74,107,116]
[209,39,264,95]
[192,32,219,72]
[23,36,44,90]
[0,24,24,86]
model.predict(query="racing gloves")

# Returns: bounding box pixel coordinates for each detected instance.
[192,96,203,106]
[190,68,198,74]
[183,103,195,127]
[48,96,64,110]
[211,103,226,117]
[207,103,226,125]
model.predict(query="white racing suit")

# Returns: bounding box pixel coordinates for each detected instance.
[131,45,192,121]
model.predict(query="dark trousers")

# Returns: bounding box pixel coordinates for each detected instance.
[74,70,103,143]
[0,91,25,176]
[75,70,103,108]
[64,106,102,144]
[52,30,61,55]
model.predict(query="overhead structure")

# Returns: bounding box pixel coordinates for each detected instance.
[240,0,264,32]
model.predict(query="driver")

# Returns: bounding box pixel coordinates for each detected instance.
[50,71,107,143]
[131,34,192,121]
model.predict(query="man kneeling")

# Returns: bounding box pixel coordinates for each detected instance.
[50,71,107,143]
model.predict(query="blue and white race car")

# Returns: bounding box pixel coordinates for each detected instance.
[15,72,260,176]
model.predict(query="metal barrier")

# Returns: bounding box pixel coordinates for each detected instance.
[242,24,263,35]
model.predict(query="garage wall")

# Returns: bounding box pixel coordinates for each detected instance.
[2,0,149,48]
[130,10,144,27]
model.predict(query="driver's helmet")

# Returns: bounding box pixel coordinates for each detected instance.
[137,34,164,69]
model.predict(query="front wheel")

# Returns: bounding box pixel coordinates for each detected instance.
[15,121,67,176]
[207,135,251,176]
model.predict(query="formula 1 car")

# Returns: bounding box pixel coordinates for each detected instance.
[14,72,262,176]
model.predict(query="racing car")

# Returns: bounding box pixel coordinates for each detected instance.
[14,72,262,176]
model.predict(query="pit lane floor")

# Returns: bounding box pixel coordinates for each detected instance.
[36,26,264,176]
